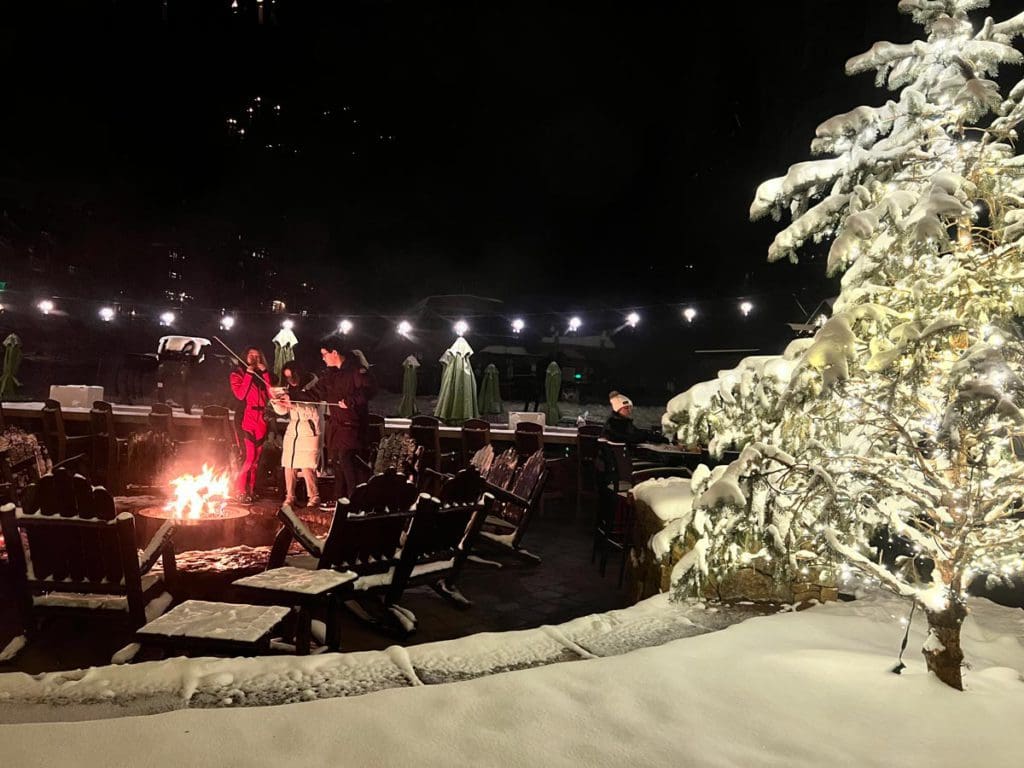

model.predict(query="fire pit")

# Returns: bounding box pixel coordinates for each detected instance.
[137,465,251,552]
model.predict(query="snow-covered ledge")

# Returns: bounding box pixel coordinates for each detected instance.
[0,593,745,722]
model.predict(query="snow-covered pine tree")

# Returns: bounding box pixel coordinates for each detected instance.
[666,0,1024,690]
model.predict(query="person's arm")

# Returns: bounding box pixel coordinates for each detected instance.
[229,368,253,400]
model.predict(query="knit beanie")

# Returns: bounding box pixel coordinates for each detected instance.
[609,391,633,413]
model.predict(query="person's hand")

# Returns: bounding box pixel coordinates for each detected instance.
[257,364,267,372]
[337,399,349,410]
[246,365,256,374]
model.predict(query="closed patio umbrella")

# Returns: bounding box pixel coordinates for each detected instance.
[272,327,298,383]
[1,333,22,399]
[398,355,420,418]
[478,363,502,415]
[540,360,561,426]
[434,337,479,425]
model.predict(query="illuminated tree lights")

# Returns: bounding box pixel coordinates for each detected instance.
[664,0,1024,690]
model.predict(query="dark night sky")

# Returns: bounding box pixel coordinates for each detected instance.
[2,0,1019,313]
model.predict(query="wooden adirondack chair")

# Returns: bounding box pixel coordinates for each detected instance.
[265,469,488,638]
[475,447,548,563]
[0,467,177,663]
[88,401,127,494]
[39,399,90,468]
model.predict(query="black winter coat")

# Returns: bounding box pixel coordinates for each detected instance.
[603,412,657,446]
[313,362,370,450]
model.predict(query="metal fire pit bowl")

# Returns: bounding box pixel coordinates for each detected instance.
[138,503,251,552]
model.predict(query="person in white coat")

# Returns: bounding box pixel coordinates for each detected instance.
[271,362,322,507]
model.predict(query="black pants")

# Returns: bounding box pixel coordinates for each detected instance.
[333,448,361,500]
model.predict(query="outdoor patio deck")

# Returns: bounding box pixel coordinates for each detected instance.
[0,499,630,674]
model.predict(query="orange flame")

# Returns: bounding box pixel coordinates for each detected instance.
[165,464,231,520]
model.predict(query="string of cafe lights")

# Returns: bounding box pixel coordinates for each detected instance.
[1,289,816,341]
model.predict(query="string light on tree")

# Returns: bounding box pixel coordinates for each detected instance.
[663,0,1024,692]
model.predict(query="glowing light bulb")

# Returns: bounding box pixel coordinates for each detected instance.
[626,312,640,328]
[99,307,115,322]
[398,320,412,336]
[339,319,353,334]
[37,299,54,315]
[220,315,235,331]
[281,319,294,330]
[511,318,525,333]
[740,301,753,316]
[568,316,582,332]
[160,311,175,326]
[683,307,697,323]
[454,320,469,337]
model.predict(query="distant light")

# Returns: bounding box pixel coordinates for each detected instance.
[159,311,175,326]
[568,316,582,332]
[511,318,525,333]
[398,320,412,336]
[683,307,697,323]
[99,307,115,322]
[740,301,753,317]
[37,299,54,315]
[626,312,640,328]
[282,318,294,331]
[339,319,353,335]
[454,320,469,337]
[574,373,582,380]
[220,315,235,331]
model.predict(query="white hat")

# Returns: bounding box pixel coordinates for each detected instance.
[609,391,633,412]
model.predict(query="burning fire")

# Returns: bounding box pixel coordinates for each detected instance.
[165,464,231,520]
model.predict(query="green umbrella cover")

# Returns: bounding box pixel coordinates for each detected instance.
[434,337,480,425]
[398,355,420,418]
[540,361,561,426]
[1,333,23,399]
[478,363,502,415]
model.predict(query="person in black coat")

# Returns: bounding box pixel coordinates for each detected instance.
[603,390,663,445]
[313,335,371,502]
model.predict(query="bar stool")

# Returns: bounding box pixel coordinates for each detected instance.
[513,421,544,461]
[460,418,491,466]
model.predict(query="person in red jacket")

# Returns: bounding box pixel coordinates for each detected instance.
[229,346,273,503]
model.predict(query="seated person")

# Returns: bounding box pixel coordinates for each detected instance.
[603,391,666,445]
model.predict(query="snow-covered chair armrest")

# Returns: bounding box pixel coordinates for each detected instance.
[277,504,324,558]
[138,520,176,574]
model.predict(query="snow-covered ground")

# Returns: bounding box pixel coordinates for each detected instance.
[1,591,1022,766]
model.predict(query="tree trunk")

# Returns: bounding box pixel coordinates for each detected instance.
[922,601,967,690]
